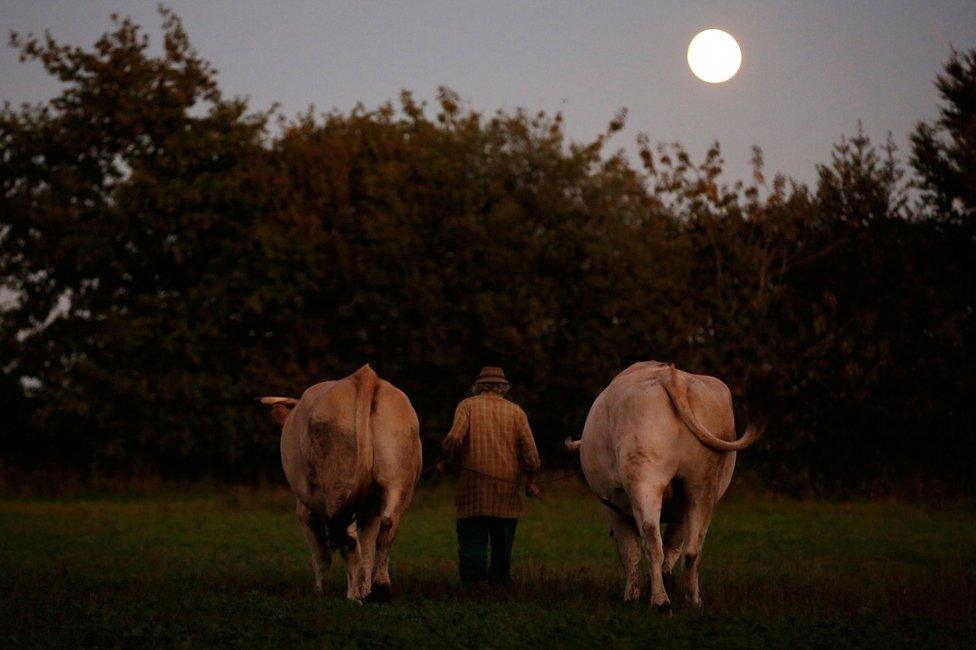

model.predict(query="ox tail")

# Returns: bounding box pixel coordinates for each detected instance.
[662,365,761,452]
[351,364,379,484]
[564,437,581,452]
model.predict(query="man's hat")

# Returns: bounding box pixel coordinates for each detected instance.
[474,366,510,386]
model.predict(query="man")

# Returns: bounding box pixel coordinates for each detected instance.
[438,366,542,587]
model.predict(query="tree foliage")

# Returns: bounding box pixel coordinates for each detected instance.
[1,11,275,476]
[1,11,973,493]
[912,48,976,223]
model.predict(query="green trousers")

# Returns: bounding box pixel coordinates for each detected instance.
[456,516,518,586]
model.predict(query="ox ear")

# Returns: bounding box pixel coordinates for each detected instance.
[258,396,299,426]
[270,404,292,426]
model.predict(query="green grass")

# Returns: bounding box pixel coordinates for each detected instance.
[2,481,974,648]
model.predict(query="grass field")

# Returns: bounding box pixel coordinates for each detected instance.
[2,480,975,648]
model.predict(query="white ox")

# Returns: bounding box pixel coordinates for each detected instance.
[569,361,760,613]
[261,364,421,601]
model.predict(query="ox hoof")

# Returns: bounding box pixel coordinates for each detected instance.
[367,583,393,603]
[655,601,673,617]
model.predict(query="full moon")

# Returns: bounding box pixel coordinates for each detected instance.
[687,29,742,83]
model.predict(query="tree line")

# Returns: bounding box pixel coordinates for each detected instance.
[2,11,974,494]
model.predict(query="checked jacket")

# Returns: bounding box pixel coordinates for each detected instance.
[441,392,542,519]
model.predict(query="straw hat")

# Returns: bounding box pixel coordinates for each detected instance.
[474,366,510,386]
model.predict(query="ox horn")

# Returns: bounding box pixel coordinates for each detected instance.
[257,396,299,407]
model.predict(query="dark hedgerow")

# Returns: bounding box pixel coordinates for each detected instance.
[1,9,974,495]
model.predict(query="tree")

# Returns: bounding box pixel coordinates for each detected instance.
[1,10,278,476]
[266,92,676,446]
[911,48,976,223]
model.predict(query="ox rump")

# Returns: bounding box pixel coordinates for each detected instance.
[569,361,761,614]
[260,364,422,601]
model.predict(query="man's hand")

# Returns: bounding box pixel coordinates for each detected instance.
[525,483,541,498]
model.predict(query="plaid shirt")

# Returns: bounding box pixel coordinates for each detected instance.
[441,393,542,519]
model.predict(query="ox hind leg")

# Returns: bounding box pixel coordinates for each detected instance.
[351,490,385,602]
[682,497,716,610]
[355,516,381,601]
[660,481,690,599]
[371,487,411,602]
[661,516,687,600]
[333,519,365,600]
[603,503,642,602]
[296,501,331,594]
[631,480,673,614]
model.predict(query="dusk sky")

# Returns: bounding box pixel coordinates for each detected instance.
[3,0,975,185]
